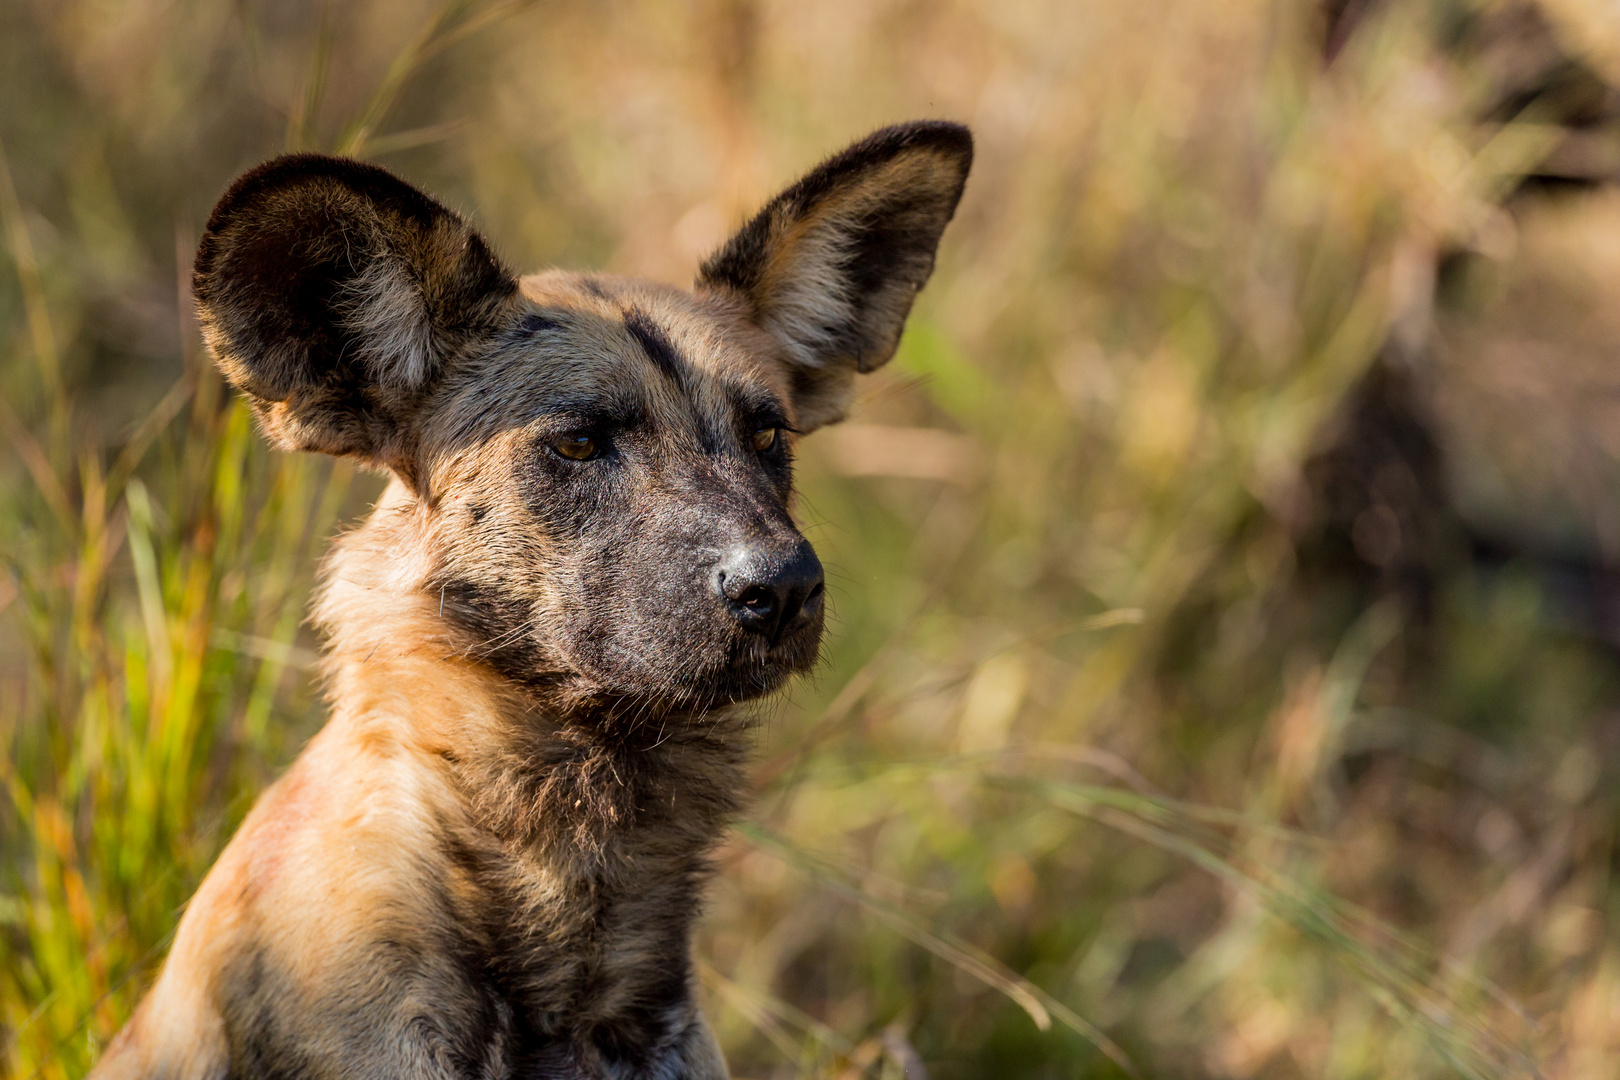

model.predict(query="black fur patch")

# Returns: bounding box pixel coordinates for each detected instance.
[434,578,555,690]
[519,312,560,336]
[622,306,687,387]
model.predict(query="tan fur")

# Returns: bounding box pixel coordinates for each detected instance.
[93,123,969,1079]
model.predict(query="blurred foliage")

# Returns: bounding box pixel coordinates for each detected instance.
[6,0,1620,1077]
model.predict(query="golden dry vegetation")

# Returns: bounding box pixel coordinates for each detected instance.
[7,0,1620,1076]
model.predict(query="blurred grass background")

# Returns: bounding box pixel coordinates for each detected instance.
[6,0,1620,1076]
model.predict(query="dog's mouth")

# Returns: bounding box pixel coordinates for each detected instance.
[660,622,823,706]
[556,614,823,719]
[717,628,823,699]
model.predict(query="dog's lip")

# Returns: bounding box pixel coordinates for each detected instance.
[749,624,823,663]
[724,646,813,679]
[560,614,821,705]
[690,641,816,693]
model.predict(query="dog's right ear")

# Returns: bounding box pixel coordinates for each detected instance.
[698,122,972,432]
[193,154,517,481]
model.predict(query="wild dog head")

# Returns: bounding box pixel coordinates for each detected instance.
[193,123,972,720]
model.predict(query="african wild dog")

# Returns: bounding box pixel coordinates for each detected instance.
[89,121,971,1079]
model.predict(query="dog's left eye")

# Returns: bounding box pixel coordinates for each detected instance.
[751,427,779,453]
[551,433,600,461]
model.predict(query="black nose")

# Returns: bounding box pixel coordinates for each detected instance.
[714,539,825,643]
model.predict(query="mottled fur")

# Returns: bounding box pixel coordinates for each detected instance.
[91,122,971,1080]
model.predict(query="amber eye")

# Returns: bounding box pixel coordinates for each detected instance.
[751,427,779,453]
[551,433,599,461]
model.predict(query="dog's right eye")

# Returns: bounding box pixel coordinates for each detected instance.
[550,433,599,461]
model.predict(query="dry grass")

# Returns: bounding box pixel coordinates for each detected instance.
[4,0,1620,1076]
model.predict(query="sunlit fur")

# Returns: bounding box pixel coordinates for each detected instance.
[91,122,970,1079]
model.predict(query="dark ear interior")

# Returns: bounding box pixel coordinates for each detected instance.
[698,122,972,431]
[193,154,516,476]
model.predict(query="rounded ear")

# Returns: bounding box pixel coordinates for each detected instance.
[698,122,972,431]
[193,154,517,480]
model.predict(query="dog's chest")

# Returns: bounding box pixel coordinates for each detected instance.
[468,843,704,1066]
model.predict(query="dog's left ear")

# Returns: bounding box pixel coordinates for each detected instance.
[698,122,972,431]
